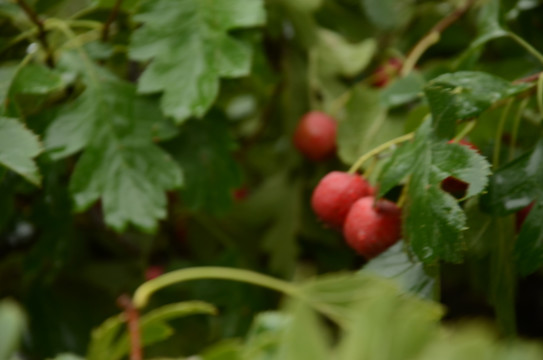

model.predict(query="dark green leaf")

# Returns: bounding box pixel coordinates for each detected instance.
[130,0,266,122]
[362,241,435,299]
[168,115,242,214]
[482,140,543,215]
[261,177,301,276]
[515,200,543,276]
[377,139,417,198]
[424,71,530,138]
[380,72,425,108]
[9,64,64,95]
[45,60,183,232]
[0,64,18,112]
[0,117,43,185]
[378,120,491,263]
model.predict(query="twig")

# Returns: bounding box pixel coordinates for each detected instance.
[117,294,142,360]
[102,0,123,42]
[401,0,477,76]
[514,71,543,84]
[15,0,54,67]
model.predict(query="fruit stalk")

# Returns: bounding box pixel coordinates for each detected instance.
[348,132,414,174]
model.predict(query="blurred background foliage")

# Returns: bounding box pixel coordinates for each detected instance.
[1,0,543,359]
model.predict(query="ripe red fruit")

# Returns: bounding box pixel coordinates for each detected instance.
[293,111,337,161]
[371,58,403,88]
[311,171,374,229]
[343,196,402,259]
[441,139,479,197]
[516,202,534,232]
[145,265,164,280]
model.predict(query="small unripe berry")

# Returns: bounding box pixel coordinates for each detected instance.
[371,58,403,88]
[311,171,374,229]
[343,196,402,259]
[293,111,337,161]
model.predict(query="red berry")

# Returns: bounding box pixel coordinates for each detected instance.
[311,171,374,229]
[371,58,403,88]
[343,196,402,259]
[233,187,249,201]
[516,202,534,232]
[293,111,337,161]
[145,265,164,280]
[441,139,479,198]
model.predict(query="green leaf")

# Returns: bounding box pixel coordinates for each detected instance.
[275,300,331,360]
[360,0,414,30]
[380,72,425,108]
[130,0,266,122]
[0,117,43,185]
[336,283,440,360]
[362,241,435,299]
[9,64,64,95]
[378,120,491,263]
[86,314,124,360]
[168,115,242,214]
[424,71,530,139]
[0,300,26,360]
[515,200,543,276]
[49,354,86,360]
[243,312,289,360]
[45,61,183,232]
[0,64,18,112]
[200,340,242,360]
[482,140,543,215]
[261,177,301,276]
[337,85,403,164]
[377,138,418,198]
[471,0,508,48]
[317,29,376,77]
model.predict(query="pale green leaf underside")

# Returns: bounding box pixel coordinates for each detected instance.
[130,0,266,122]
[0,117,43,185]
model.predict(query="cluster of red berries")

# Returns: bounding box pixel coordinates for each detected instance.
[311,171,402,259]
[293,111,402,259]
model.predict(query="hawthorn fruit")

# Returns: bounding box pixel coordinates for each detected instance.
[311,171,374,229]
[343,196,402,259]
[371,58,403,88]
[441,139,479,198]
[293,111,337,161]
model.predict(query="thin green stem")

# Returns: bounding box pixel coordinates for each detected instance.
[537,73,543,119]
[509,98,528,161]
[401,32,440,76]
[133,267,301,309]
[348,133,414,174]
[508,32,543,67]
[433,262,441,302]
[451,120,476,143]
[493,99,513,168]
